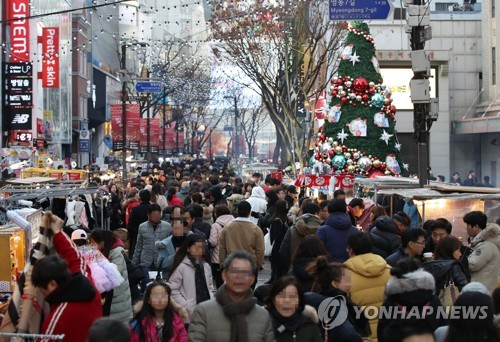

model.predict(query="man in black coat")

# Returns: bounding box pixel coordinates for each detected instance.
[127,189,151,259]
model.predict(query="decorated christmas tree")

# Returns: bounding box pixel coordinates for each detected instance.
[313,21,405,177]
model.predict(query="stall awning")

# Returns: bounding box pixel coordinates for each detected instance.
[453,117,500,134]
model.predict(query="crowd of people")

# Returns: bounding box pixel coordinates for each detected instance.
[1,159,500,342]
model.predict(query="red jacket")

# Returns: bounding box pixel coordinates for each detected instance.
[41,231,102,341]
[130,312,187,342]
[167,195,184,207]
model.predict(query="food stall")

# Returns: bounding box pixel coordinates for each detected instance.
[355,176,500,241]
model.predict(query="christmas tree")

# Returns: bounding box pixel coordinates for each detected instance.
[313,21,405,177]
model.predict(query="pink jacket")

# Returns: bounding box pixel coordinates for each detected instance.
[130,312,187,342]
[209,214,235,264]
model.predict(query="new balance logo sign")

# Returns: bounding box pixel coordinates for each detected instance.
[11,114,30,124]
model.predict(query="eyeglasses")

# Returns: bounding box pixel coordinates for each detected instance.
[413,241,426,245]
[227,269,254,277]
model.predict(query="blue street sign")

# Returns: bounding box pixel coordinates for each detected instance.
[223,126,234,132]
[135,81,163,93]
[329,0,393,21]
[79,139,90,152]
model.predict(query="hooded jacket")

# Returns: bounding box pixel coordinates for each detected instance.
[377,269,446,341]
[369,216,401,258]
[279,213,322,270]
[208,214,235,264]
[316,212,359,262]
[421,259,468,294]
[246,187,268,215]
[41,232,102,342]
[344,253,391,342]
[468,223,500,291]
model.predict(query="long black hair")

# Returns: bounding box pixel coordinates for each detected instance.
[446,292,499,342]
[88,229,116,259]
[270,199,289,224]
[170,233,208,275]
[130,281,174,341]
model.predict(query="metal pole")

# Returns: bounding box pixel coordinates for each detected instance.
[163,88,166,155]
[234,96,238,159]
[121,44,127,183]
[410,0,429,188]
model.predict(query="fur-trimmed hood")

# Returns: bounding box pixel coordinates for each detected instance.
[295,214,322,236]
[302,304,319,324]
[471,223,500,249]
[385,269,435,296]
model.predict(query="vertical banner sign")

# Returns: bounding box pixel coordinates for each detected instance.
[41,28,59,88]
[150,118,160,149]
[110,104,123,150]
[126,104,140,149]
[139,119,148,148]
[8,0,30,62]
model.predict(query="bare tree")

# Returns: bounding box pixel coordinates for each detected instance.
[211,0,346,171]
[239,99,268,160]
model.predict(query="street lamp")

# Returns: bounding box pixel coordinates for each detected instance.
[224,95,238,159]
[120,40,148,183]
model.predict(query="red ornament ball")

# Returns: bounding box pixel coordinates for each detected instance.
[332,90,338,97]
[315,154,320,160]
[390,106,397,114]
[362,94,369,101]
[369,170,385,178]
[341,96,348,103]
[329,150,335,157]
[353,78,369,93]
[320,133,326,141]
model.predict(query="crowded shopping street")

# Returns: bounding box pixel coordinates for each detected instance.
[1,0,500,341]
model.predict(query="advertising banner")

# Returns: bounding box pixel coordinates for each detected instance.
[41,27,59,88]
[8,0,30,62]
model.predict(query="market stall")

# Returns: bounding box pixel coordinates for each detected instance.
[355,176,500,241]
[0,179,104,292]
[21,167,88,181]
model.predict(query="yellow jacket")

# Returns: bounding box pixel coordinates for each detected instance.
[345,253,391,342]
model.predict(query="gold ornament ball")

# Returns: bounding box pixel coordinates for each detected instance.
[345,152,351,159]
[348,165,356,172]
[373,160,381,168]
[335,146,343,154]
[385,170,391,175]
[333,141,338,147]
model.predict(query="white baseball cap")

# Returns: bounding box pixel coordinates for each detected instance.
[71,229,88,241]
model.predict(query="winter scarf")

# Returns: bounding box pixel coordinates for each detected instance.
[267,306,305,334]
[215,284,257,342]
[187,254,210,305]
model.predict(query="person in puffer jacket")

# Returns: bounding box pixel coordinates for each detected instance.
[316,199,359,263]
[378,258,446,342]
[370,215,401,258]
[464,211,500,291]
[279,202,322,271]
[89,229,133,323]
[421,235,469,294]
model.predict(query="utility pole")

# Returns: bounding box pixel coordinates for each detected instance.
[404,0,438,187]
[163,87,166,155]
[120,44,127,183]
[234,96,239,159]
